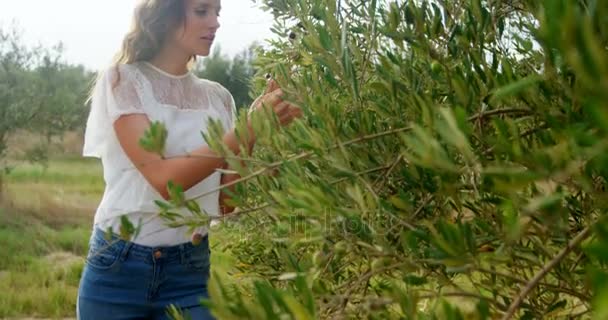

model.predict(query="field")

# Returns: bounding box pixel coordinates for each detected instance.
[0,133,237,319]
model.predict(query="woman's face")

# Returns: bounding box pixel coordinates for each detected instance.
[170,0,221,57]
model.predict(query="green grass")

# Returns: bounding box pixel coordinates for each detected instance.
[5,156,104,194]
[0,206,90,318]
[0,156,240,318]
[2,156,104,228]
[1,156,119,317]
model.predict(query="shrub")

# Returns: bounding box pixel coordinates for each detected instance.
[146,0,608,318]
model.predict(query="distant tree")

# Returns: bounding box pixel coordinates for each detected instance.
[30,57,94,140]
[0,27,40,158]
[195,44,260,110]
[0,26,93,183]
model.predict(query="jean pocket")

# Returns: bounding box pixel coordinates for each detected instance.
[182,245,211,273]
[85,231,123,271]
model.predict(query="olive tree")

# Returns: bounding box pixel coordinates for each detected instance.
[0,26,92,171]
[139,0,608,318]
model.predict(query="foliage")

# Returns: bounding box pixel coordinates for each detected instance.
[195,44,260,110]
[0,26,93,164]
[144,0,608,318]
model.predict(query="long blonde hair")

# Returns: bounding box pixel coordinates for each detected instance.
[115,0,187,65]
[88,0,191,100]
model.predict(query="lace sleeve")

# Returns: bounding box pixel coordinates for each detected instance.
[106,65,146,122]
[82,64,146,158]
[211,82,237,130]
[225,88,237,129]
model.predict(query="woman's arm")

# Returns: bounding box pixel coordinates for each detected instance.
[114,113,255,200]
[114,89,301,200]
[218,79,297,214]
[219,164,240,215]
[112,87,294,201]
[218,106,302,214]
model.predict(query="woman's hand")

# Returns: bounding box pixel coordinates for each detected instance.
[249,79,303,127]
[248,78,280,115]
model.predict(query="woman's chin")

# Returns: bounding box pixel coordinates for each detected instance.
[195,47,212,57]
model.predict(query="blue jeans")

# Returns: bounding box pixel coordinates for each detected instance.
[77,227,215,320]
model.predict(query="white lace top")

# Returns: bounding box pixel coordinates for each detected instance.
[83,61,236,247]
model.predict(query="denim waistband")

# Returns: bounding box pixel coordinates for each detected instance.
[91,227,209,265]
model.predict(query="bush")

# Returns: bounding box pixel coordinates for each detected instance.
[146,0,608,318]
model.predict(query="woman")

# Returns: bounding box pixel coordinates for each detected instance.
[77,0,301,318]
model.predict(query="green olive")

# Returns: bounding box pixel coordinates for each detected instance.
[431,61,442,74]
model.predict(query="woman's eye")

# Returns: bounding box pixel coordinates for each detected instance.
[194,8,220,17]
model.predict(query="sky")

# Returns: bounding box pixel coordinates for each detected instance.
[0,0,277,71]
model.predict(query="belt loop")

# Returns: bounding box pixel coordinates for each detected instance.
[93,227,103,242]
[179,243,187,265]
[119,240,133,262]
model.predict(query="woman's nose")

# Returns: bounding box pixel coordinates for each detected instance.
[209,16,220,30]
